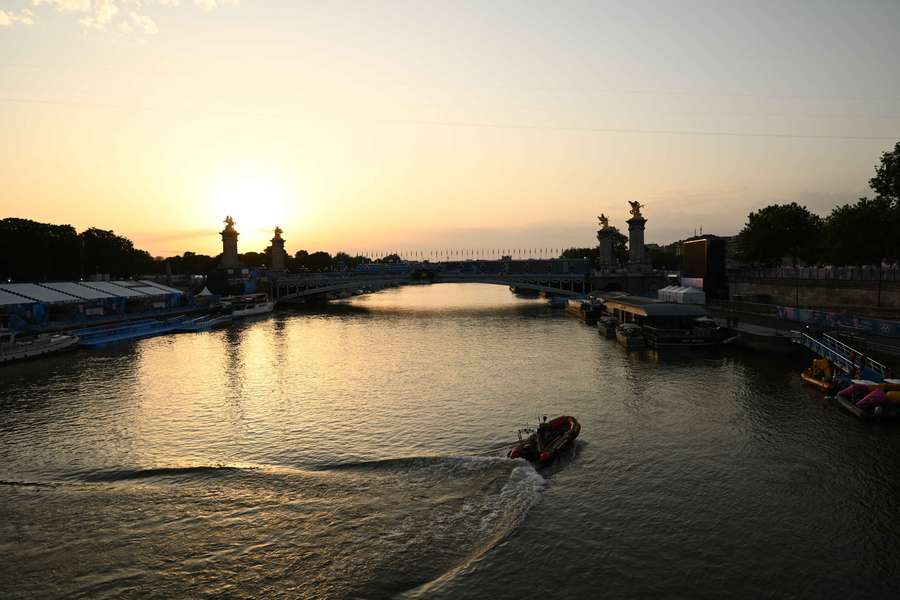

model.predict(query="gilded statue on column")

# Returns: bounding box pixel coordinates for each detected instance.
[628,201,644,219]
[597,214,609,230]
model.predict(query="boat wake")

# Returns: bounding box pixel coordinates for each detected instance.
[1,456,545,599]
[78,465,247,482]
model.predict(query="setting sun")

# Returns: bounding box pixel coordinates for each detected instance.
[211,175,291,248]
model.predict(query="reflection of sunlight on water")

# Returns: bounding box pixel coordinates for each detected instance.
[341,282,547,313]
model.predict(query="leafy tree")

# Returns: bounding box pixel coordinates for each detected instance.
[608,227,629,265]
[563,227,629,266]
[239,251,267,268]
[736,203,821,266]
[649,248,680,270]
[0,218,80,281]
[822,196,898,265]
[80,227,139,277]
[130,249,158,275]
[819,142,900,265]
[332,251,353,271]
[870,141,900,201]
[292,250,333,272]
[168,251,217,274]
[560,247,599,261]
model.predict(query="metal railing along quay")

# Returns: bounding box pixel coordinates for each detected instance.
[792,331,891,381]
[731,266,900,282]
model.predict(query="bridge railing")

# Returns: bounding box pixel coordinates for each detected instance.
[820,332,890,379]
[275,271,586,282]
[791,331,890,381]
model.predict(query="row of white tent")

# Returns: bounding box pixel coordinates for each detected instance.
[657,285,706,305]
[0,280,184,306]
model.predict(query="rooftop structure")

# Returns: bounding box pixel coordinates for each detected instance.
[603,295,707,318]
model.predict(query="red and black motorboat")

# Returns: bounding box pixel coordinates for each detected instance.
[508,415,581,464]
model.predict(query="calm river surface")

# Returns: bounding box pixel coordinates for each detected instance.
[2,284,899,599]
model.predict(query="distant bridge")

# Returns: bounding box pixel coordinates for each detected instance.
[271,259,593,303]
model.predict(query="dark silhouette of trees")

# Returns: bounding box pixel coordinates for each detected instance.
[736,203,822,266]
[79,227,148,278]
[0,218,81,281]
[239,251,267,268]
[649,248,680,270]
[562,226,628,266]
[822,196,898,266]
[608,227,629,265]
[736,142,900,266]
[870,141,900,201]
[166,251,217,275]
[1,219,168,280]
[292,250,333,272]
[377,253,402,264]
[560,247,599,261]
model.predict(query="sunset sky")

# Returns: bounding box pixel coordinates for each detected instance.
[2,1,900,257]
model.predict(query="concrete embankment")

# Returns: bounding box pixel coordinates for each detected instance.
[707,301,900,370]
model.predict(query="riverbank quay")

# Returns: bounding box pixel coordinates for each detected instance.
[707,299,900,369]
[729,266,900,313]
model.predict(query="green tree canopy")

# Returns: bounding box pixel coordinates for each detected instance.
[822,196,899,265]
[649,247,680,270]
[870,141,900,201]
[608,227,629,265]
[79,227,142,278]
[560,247,599,261]
[568,226,629,265]
[291,250,333,272]
[166,251,217,275]
[0,218,81,281]
[736,203,822,266]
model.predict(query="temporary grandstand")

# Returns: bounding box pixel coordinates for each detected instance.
[0,280,189,331]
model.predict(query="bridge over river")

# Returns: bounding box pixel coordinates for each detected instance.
[272,259,595,303]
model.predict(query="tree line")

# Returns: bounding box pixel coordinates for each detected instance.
[737,142,900,267]
[0,219,157,281]
[0,219,397,281]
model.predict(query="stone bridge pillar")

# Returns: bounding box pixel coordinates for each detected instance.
[597,229,614,268]
[220,216,241,269]
[270,226,286,272]
[627,216,646,269]
[626,201,648,272]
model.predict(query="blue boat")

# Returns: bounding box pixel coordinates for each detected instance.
[73,317,190,348]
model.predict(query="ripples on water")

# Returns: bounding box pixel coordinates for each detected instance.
[1,284,899,599]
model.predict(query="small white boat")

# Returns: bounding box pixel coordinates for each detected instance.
[0,328,79,364]
[227,295,275,318]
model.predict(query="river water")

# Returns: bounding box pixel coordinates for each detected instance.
[1,284,899,599]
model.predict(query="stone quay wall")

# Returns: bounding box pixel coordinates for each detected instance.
[730,277,900,312]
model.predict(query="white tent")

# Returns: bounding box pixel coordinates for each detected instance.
[657,285,705,305]
[197,287,214,297]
